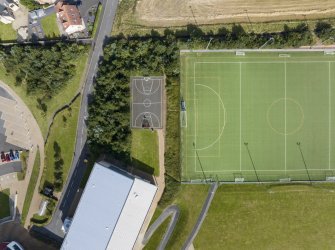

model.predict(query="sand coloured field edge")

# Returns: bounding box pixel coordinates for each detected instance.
[135,0,335,27]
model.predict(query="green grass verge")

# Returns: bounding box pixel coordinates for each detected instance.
[40,14,60,38]
[41,97,80,191]
[17,151,28,181]
[0,23,16,41]
[92,4,102,38]
[131,129,159,176]
[144,213,170,250]
[21,150,40,224]
[0,52,88,137]
[0,188,10,219]
[195,183,335,249]
[144,185,210,249]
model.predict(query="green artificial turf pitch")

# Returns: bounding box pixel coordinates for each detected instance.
[180,50,335,182]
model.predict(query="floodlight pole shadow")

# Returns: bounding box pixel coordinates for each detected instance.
[244,142,261,183]
[193,142,207,183]
[297,142,312,184]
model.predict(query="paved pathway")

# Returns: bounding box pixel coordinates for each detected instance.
[142,205,180,250]
[182,182,218,250]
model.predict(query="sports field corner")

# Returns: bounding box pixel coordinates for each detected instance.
[180,49,335,182]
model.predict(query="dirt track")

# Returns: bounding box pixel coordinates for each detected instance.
[135,0,335,26]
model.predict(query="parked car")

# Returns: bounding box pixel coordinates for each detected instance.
[181,99,186,111]
[0,152,5,162]
[62,217,73,234]
[0,241,24,250]
[42,186,54,198]
[5,154,10,162]
[14,150,19,160]
[9,150,14,160]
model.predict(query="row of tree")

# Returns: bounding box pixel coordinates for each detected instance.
[1,43,85,98]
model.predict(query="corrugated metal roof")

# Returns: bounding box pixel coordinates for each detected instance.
[61,162,157,250]
[107,178,157,249]
[61,163,134,250]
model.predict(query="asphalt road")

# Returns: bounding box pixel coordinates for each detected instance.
[39,0,120,239]
[182,183,218,250]
[142,205,180,250]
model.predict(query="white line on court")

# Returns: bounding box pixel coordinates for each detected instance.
[329,62,332,170]
[196,61,333,64]
[194,168,335,173]
[193,63,197,173]
[284,62,287,173]
[239,62,242,172]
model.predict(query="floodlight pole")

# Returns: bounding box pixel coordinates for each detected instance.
[206,37,214,50]
[244,142,261,183]
[259,37,274,49]
[193,142,207,183]
[296,142,312,183]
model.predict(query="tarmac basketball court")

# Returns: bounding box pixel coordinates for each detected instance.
[181,50,335,182]
[131,76,164,129]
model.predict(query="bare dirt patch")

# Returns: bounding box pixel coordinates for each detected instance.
[135,0,335,27]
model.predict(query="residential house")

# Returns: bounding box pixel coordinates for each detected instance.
[0,0,19,24]
[55,1,85,35]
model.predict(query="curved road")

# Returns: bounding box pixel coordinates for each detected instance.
[142,205,180,250]
[35,0,120,239]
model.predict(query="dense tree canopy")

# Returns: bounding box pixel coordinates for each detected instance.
[88,35,179,158]
[2,43,85,97]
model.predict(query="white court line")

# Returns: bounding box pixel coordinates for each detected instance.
[219,71,221,156]
[196,61,332,64]
[329,62,332,170]
[132,102,162,105]
[195,168,335,173]
[284,62,287,173]
[239,62,242,172]
[194,63,197,173]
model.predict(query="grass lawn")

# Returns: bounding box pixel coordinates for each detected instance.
[0,23,16,41]
[144,185,210,249]
[40,14,60,38]
[21,149,40,224]
[131,129,159,176]
[92,4,102,38]
[41,97,80,191]
[0,52,88,136]
[0,189,10,219]
[195,183,335,249]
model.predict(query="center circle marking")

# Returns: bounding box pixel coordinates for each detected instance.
[267,98,304,135]
[143,98,151,108]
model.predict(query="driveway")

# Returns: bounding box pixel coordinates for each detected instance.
[0,222,57,250]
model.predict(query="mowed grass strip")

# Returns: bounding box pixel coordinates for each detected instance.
[0,52,88,136]
[42,98,80,190]
[144,185,210,249]
[21,150,40,224]
[131,129,159,176]
[0,23,16,41]
[0,188,10,219]
[41,14,60,38]
[195,184,335,250]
